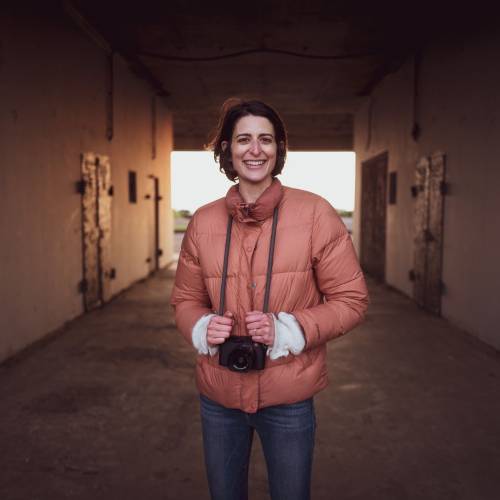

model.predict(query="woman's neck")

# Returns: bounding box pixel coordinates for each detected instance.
[238,177,273,204]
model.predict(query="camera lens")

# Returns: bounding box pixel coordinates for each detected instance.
[228,348,253,372]
[234,355,248,370]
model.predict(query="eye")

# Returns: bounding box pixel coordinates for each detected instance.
[237,137,250,144]
[260,137,273,145]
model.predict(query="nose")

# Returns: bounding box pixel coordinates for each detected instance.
[249,139,262,156]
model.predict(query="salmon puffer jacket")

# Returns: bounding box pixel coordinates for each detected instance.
[170,178,368,413]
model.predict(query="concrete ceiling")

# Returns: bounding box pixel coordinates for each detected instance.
[71,1,488,150]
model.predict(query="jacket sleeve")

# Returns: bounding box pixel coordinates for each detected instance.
[292,199,369,351]
[170,215,213,346]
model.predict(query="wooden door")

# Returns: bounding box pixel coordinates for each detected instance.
[81,153,113,311]
[97,156,112,302]
[412,152,446,314]
[360,152,388,282]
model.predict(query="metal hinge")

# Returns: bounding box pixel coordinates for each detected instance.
[424,229,435,242]
[76,180,86,194]
[410,185,424,198]
[78,279,88,293]
[411,122,421,141]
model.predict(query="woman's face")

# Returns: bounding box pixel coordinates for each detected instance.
[224,115,277,187]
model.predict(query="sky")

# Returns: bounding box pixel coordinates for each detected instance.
[171,151,355,213]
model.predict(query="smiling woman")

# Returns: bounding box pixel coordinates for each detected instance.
[220,115,278,202]
[169,98,368,500]
[210,98,287,186]
[222,115,277,193]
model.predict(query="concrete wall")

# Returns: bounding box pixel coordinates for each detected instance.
[0,9,174,362]
[354,32,500,349]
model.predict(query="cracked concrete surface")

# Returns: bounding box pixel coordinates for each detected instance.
[1,268,499,500]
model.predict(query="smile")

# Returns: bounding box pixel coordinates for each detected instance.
[243,160,266,166]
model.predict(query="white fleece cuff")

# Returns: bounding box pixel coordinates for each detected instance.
[267,312,306,360]
[191,314,218,356]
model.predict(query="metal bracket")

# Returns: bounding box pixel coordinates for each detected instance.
[76,180,86,194]
[411,122,421,141]
[78,279,88,293]
[424,229,435,242]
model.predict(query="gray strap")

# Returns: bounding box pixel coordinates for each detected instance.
[263,207,279,313]
[218,216,233,316]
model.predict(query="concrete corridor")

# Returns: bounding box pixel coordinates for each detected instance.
[1,268,499,500]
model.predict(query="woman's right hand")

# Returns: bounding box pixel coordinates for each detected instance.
[207,311,234,347]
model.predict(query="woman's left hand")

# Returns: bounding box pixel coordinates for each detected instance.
[245,311,275,346]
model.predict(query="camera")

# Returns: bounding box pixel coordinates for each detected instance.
[219,336,267,372]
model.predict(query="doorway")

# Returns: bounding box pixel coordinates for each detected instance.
[360,152,388,282]
[146,175,162,273]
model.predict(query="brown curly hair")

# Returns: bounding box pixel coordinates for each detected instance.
[206,98,288,182]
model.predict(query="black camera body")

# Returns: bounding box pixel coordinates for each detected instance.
[219,336,267,372]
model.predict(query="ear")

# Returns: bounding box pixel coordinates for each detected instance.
[221,141,228,152]
[278,140,285,153]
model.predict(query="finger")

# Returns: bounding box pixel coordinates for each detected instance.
[251,334,271,343]
[249,330,272,343]
[210,316,234,326]
[251,335,271,345]
[245,311,266,321]
[208,337,226,345]
[208,331,231,340]
[249,324,272,334]
[208,323,233,333]
[207,330,230,340]
[246,320,270,331]
[212,315,234,324]
[223,311,234,318]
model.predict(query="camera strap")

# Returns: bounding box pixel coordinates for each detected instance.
[218,206,279,316]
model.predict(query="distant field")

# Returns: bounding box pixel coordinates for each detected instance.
[173,215,353,254]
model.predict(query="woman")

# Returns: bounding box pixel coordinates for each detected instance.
[170,99,368,500]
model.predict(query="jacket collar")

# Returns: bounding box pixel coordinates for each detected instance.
[226,178,284,222]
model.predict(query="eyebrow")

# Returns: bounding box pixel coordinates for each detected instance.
[235,133,275,138]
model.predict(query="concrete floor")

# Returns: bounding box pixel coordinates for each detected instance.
[1,268,500,500]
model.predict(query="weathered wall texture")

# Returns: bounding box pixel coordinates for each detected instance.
[354,32,500,349]
[0,11,174,362]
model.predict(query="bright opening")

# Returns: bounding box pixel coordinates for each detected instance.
[171,151,355,252]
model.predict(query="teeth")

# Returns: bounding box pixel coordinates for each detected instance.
[244,160,265,166]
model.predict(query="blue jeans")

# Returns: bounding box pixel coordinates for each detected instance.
[199,394,316,500]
